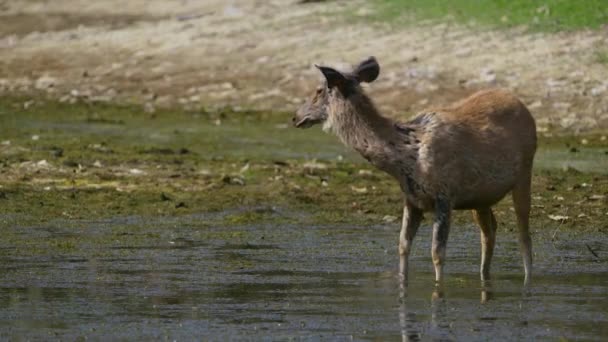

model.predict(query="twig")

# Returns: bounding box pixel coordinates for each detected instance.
[585,243,600,259]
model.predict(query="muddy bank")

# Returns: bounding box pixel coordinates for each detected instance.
[1,98,607,231]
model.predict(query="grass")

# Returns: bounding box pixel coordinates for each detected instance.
[371,0,608,31]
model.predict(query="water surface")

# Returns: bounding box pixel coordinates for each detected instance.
[1,216,606,340]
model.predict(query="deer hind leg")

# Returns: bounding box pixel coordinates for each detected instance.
[472,207,497,282]
[431,197,451,283]
[399,203,423,283]
[512,174,533,285]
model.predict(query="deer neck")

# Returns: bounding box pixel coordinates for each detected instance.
[325,95,418,176]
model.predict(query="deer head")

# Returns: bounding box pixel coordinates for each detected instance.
[293,56,380,129]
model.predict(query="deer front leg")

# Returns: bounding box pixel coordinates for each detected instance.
[472,207,497,282]
[399,203,423,283]
[431,197,451,283]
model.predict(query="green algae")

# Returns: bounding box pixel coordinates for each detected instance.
[0,96,607,250]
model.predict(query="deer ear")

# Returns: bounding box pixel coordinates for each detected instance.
[353,56,380,83]
[316,65,348,90]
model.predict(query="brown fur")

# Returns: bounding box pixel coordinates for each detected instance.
[294,57,536,285]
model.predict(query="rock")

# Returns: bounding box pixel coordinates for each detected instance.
[528,100,542,109]
[87,143,112,153]
[303,161,327,170]
[480,68,496,84]
[591,85,607,96]
[548,214,569,222]
[382,215,398,223]
[23,100,34,109]
[35,75,57,90]
[36,160,50,168]
[222,175,245,185]
[143,102,156,113]
[351,186,368,194]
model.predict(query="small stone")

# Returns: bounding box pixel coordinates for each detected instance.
[548,214,569,222]
[23,100,34,109]
[382,215,398,223]
[35,75,57,89]
[303,161,327,170]
[222,175,245,185]
[144,102,156,113]
[36,160,50,168]
[590,85,606,96]
[351,186,368,194]
[528,100,542,109]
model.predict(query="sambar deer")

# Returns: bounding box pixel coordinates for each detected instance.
[293,57,536,285]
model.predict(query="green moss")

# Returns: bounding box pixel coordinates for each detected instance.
[0,95,607,260]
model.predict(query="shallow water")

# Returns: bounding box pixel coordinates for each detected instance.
[535,148,608,174]
[1,216,607,340]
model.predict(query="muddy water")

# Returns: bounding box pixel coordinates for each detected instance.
[1,216,606,340]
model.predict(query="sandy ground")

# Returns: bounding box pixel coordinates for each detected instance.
[1,0,607,131]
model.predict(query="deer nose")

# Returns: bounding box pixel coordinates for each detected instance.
[292,117,296,123]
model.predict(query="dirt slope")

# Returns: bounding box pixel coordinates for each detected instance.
[1,0,607,131]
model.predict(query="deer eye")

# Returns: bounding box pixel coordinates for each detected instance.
[316,87,323,94]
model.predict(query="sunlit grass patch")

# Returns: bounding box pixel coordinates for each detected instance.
[371,0,608,31]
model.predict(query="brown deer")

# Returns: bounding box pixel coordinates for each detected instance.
[293,57,536,285]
